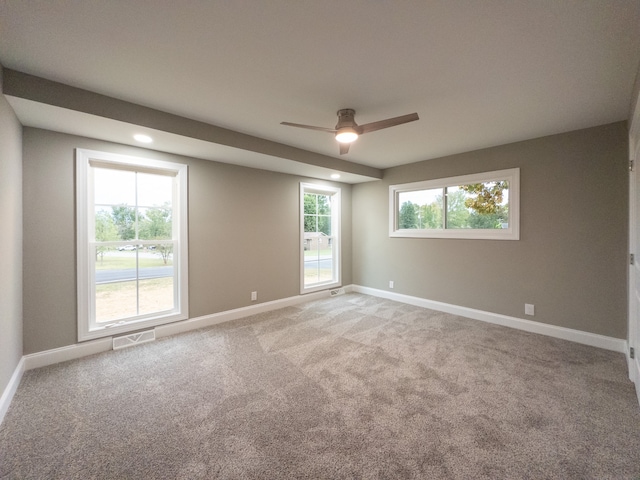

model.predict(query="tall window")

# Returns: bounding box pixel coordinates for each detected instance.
[76,149,188,341]
[301,183,341,293]
[389,168,519,240]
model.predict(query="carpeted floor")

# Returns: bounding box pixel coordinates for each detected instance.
[1,293,639,479]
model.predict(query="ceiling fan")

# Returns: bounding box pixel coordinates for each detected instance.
[281,109,419,155]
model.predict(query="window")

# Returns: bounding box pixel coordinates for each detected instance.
[76,149,188,341]
[301,183,341,293]
[389,168,519,240]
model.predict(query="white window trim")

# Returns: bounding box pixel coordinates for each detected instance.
[76,149,189,341]
[300,183,341,294]
[389,168,520,240]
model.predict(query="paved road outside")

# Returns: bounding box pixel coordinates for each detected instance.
[96,266,173,284]
[95,254,333,284]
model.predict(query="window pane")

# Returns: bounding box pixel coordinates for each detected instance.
[445,186,471,229]
[303,239,320,285]
[317,195,331,215]
[109,205,138,241]
[138,173,173,207]
[398,188,443,229]
[139,277,174,316]
[94,207,119,241]
[95,280,137,323]
[304,215,317,233]
[94,246,137,277]
[94,168,135,205]
[303,237,334,286]
[93,245,175,321]
[139,207,172,240]
[304,193,317,214]
[95,245,117,269]
[146,243,173,266]
[318,215,331,235]
[94,246,137,322]
[447,182,509,230]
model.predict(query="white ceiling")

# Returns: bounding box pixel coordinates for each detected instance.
[1,0,639,180]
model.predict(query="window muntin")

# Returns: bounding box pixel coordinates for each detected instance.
[390,168,519,240]
[301,183,341,293]
[77,149,188,341]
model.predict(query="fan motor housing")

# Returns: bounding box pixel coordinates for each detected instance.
[336,109,358,129]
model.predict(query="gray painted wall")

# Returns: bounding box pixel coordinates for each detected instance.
[0,79,23,392]
[352,122,629,338]
[629,60,640,124]
[13,121,633,353]
[22,128,351,354]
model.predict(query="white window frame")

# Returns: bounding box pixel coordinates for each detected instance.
[76,149,189,341]
[389,168,520,240]
[300,183,341,294]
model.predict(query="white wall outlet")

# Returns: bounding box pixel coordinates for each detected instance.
[525,303,535,316]
[251,291,257,301]
[389,280,394,289]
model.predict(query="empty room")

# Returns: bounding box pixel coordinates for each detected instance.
[1,1,640,478]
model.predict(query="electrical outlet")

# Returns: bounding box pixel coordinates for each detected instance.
[251,291,257,301]
[525,304,535,316]
[389,280,394,289]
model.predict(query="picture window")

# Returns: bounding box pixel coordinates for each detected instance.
[389,168,519,240]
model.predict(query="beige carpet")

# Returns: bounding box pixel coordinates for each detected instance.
[1,293,639,479]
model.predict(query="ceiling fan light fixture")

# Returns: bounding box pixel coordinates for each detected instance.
[281,109,418,155]
[335,128,358,143]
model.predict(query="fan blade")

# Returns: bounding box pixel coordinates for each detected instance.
[358,113,419,135]
[339,143,350,155]
[280,122,336,133]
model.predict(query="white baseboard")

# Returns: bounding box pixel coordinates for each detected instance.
[156,287,348,338]
[19,288,350,374]
[9,284,630,416]
[630,353,640,406]
[23,337,113,371]
[19,284,623,373]
[352,285,627,353]
[0,357,25,425]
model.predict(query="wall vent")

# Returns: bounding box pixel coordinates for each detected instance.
[113,330,155,350]
[330,288,345,297]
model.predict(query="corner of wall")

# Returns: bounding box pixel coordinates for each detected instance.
[0,87,24,423]
[629,60,640,125]
[0,358,24,425]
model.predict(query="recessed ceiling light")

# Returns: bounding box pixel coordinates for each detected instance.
[331,173,341,179]
[134,134,153,143]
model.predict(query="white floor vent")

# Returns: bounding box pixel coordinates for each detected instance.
[113,330,156,350]
[330,288,345,297]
